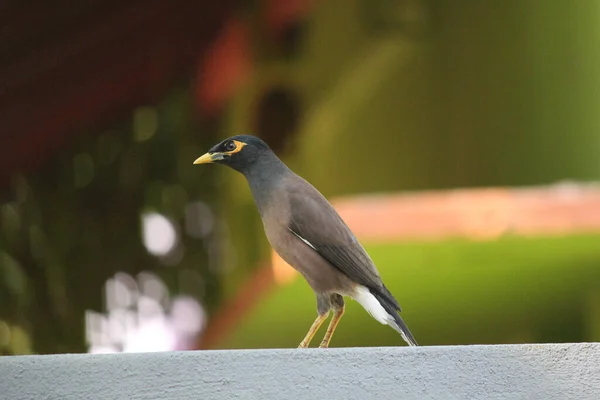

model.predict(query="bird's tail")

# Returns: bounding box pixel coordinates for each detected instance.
[370,288,419,347]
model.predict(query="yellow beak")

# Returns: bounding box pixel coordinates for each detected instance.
[193,152,223,164]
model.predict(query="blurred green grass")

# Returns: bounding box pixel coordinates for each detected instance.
[219,234,600,349]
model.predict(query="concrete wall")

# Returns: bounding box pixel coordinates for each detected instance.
[1,343,599,399]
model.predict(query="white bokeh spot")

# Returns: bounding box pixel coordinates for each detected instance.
[141,212,177,256]
[86,272,206,354]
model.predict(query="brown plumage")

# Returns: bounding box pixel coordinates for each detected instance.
[194,135,418,348]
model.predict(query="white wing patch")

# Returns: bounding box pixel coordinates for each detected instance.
[288,227,317,250]
[352,285,391,326]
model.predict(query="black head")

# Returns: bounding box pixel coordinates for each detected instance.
[193,135,278,174]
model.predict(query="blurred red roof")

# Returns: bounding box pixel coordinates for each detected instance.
[0,0,233,187]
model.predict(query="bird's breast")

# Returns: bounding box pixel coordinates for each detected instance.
[262,216,354,294]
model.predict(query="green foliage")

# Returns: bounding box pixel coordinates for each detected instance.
[0,87,221,354]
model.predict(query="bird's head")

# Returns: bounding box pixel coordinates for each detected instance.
[193,135,274,174]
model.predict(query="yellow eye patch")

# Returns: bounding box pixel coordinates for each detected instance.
[225,140,247,154]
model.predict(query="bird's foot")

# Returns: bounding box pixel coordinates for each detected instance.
[298,342,309,349]
[318,341,329,348]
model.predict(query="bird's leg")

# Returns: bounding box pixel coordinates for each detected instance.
[298,294,332,348]
[297,312,329,348]
[319,294,345,348]
[318,307,344,348]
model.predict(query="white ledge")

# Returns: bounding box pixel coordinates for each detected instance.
[2,343,600,400]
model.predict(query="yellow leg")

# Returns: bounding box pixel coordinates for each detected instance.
[298,313,329,348]
[319,306,345,348]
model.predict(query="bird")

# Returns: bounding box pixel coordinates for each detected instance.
[194,134,418,348]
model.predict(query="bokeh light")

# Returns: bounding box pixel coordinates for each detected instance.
[87,272,206,353]
[141,213,178,257]
[185,201,215,239]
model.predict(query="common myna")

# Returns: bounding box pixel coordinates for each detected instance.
[194,135,418,348]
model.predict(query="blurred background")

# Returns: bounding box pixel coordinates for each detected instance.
[1,0,600,355]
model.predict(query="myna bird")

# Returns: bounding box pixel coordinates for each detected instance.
[194,135,418,348]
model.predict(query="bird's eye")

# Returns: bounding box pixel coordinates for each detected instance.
[225,141,237,151]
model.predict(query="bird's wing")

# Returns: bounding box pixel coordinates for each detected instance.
[286,179,383,290]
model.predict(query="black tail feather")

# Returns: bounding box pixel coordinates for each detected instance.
[370,287,418,346]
